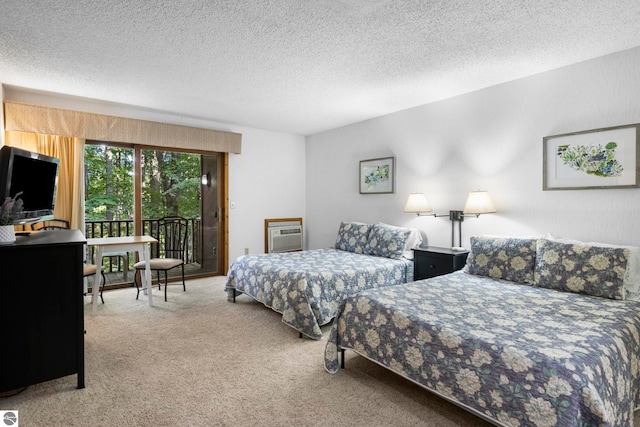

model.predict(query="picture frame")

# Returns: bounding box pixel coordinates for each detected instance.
[543,124,640,190]
[359,156,395,194]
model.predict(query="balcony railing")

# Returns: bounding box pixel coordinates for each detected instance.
[85,218,202,276]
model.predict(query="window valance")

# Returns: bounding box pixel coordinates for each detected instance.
[3,101,242,154]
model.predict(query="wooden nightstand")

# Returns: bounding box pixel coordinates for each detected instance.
[413,247,469,281]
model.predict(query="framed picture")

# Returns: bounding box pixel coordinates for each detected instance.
[543,124,640,190]
[359,156,395,194]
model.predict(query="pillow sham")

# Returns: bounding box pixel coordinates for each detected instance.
[534,238,629,300]
[593,243,640,293]
[363,223,412,259]
[463,236,537,284]
[334,221,372,254]
[545,234,640,294]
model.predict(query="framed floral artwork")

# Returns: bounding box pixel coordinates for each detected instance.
[543,124,640,190]
[359,156,395,194]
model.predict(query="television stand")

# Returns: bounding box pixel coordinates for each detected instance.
[0,229,85,392]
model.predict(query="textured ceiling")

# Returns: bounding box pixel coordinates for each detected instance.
[1,1,640,136]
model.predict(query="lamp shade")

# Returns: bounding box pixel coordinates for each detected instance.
[404,193,432,214]
[463,190,496,215]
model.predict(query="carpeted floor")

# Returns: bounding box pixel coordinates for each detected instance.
[2,277,637,426]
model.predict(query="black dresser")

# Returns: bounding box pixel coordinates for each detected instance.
[0,229,86,393]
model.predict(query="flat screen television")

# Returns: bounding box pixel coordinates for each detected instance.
[0,146,59,223]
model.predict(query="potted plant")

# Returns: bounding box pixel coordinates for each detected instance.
[0,193,23,244]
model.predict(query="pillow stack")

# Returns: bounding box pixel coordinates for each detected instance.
[464,235,639,301]
[334,222,422,260]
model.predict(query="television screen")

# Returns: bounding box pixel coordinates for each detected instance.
[0,146,59,220]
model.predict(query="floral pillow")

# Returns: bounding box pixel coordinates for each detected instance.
[363,223,412,259]
[534,239,629,300]
[464,236,537,284]
[545,235,640,294]
[334,222,372,254]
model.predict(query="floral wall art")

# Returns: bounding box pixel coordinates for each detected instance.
[359,156,395,194]
[543,124,639,190]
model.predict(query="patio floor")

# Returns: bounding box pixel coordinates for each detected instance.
[99,262,212,287]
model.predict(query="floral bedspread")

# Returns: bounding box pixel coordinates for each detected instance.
[225,248,413,339]
[324,271,640,426]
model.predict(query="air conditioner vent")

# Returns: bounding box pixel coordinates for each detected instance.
[268,226,303,253]
[265,218,303,253]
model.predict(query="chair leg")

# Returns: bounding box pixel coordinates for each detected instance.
[181,264,185,292]
[100,271,106,304]
[134,270,140,300]
[164,270,168,302]
[136,269,158,300]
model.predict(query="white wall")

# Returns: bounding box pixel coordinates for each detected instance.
[227,127,305,259]
[1,87,306,262]
[306,46,640,250]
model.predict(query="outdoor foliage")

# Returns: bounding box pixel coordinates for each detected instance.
[141,149,201,219]
[84,145,201,221]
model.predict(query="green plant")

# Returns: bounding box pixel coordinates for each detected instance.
[0,193,24,226]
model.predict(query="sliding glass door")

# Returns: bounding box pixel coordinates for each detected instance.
[85,142,222,286]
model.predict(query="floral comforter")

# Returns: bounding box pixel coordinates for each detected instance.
[324,271,640,426]
[225,248,413,339]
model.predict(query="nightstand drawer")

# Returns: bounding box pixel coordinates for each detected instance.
[415,255,453,278]
[413,247,468,281]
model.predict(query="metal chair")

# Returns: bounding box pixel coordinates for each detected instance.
[134,216,188,302]
[83,264,106,304]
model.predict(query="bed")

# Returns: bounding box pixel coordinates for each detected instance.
[324,236,640,426]
[225,222,419,339]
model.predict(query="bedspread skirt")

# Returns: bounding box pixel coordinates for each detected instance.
[324,271,640,426]
[225,248,412,339]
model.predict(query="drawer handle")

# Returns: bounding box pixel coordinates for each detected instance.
[429,264,436,269]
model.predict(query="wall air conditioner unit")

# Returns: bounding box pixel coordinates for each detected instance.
[268,225,303,253]
[265,218,303,253]
[269,225,302,253]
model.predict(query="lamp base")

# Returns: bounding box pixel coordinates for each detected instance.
[451,246,466,252]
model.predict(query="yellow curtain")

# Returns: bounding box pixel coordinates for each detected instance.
[4,131,85,230]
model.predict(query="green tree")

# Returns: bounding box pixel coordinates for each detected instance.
[141,149,200,219]
[84,145,134,221]
[85,146,201,222]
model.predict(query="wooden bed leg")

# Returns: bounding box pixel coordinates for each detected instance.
[340,349,345,369]
[299,332,302,338]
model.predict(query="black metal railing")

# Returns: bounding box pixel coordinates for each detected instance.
[85,218,201,275]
